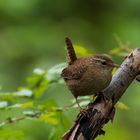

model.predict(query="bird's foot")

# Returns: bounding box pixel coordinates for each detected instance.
[75,97,90,118]
[79,108,89,118]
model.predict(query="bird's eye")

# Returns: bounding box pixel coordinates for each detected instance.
[101,61,107,65]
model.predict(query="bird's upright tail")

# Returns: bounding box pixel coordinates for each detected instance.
[65,37,77,65]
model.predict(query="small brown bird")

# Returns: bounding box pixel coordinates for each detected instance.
[61,37,118,108]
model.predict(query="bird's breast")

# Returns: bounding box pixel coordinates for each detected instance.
[66,68,112,97]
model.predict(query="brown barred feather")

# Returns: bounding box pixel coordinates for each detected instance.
[65,37,77,65]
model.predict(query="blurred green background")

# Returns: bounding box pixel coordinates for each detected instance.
[0,0,140,140]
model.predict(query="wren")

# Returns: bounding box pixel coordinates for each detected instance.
[61,37,118,108]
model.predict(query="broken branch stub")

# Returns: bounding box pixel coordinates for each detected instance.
[62,48,140,140]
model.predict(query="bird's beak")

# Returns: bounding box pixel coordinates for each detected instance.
[108,63,119,68]
[112,63,119,68]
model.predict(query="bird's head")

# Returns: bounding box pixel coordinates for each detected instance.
[90,54,119,72]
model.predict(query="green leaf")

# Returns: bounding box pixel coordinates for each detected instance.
[8,103,21,109]
[0,128,24,139]
[7,101,33,109]
[21,101,33,108]
[14,89,33,97]
[116,101,129,110]
[36,99,58,111]
[33,68,45,75]
[46,63,66,81]
[33,80,49,98]
[72,100,90,108]
[23,110,40,117]
[0,92,16,102]
[112,67,118,75]
[47,113,71,139]
[70,96,91,108]
[0,101,8,109]
[109,47,122,56]
[74,45,92,57]
[117,52,129,57]
[26,69,49,98]
[39,112,58,125]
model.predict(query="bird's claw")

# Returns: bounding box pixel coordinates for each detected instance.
[79,108,90,118]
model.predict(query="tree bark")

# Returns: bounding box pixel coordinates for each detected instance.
[62,48,140,140]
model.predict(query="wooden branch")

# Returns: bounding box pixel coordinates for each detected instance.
[62,48,140,140]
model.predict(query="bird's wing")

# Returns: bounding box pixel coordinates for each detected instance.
[61,64,87,80]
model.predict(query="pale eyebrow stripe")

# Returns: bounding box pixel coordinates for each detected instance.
[92,57,106,62]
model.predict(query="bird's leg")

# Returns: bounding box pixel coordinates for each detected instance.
[75,97,82,110]
[75,97,89,118]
